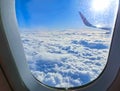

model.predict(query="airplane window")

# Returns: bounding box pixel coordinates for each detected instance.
[15,0,119,89]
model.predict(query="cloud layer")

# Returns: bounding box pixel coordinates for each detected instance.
[20,29,111,88]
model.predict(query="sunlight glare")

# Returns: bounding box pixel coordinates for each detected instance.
[92,0,110,12]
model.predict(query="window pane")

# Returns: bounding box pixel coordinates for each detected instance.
[15,0,119,88]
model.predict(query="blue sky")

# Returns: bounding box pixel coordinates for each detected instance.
[15,0,118,31]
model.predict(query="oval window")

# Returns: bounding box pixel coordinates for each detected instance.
[15,0,119,89]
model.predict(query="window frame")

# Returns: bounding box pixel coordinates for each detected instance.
[0,0,120,91]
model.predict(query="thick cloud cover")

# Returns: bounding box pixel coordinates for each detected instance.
[20,29,111,88]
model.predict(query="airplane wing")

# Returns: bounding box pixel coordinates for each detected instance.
[79,11,111,30]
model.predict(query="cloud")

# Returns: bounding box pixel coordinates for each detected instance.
[20,29,110,88]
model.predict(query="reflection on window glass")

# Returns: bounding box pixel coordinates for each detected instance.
[15,0,118,88]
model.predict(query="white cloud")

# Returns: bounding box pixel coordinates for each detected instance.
[20,29,111,88]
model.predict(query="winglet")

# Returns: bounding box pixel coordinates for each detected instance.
[79,11,111,30]
[79,11,94,27]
